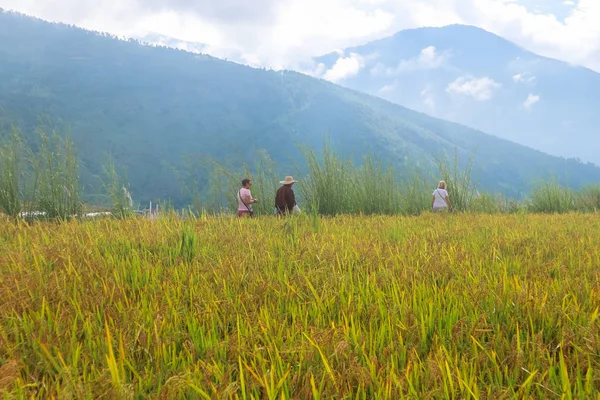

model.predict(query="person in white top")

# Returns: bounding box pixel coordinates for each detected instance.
[238,178,258,217]
[432,180,452,212]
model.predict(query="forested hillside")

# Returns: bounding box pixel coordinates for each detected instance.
[1,10,599,206]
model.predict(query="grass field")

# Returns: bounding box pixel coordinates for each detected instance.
[0,213,599,398]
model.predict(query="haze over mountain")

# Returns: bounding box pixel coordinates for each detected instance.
[1,10,600,206]
[316,25,600,165]
[139,33,206,55]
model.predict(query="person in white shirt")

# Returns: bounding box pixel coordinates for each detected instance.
[238,178,258,217]
[432,180,452,212]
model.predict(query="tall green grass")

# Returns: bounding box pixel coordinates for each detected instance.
[577,185,600,212]
[526,180,577,213]
[299,145,410,215]
[469,192,524,214]
[398,166,433,215]
[207,150,280,216]
[102,158,134,219]
[0,126,22,217]
[298,145,485,216]
[2,122,599,218]
[436,151,477,212]
[29,129,82,219]
[0,124,85,220]
[526,183,600,214]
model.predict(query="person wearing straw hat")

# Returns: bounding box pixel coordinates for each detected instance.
[275,176,300,215]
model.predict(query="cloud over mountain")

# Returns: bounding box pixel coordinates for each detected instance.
[2,0,600,72]
[446,77,502,101]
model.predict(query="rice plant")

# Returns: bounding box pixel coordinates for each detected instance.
[1,214,599,397]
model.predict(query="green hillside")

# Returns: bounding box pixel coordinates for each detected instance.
[1,9,599,206]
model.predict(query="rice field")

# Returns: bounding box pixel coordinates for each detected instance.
[0,213,599,398]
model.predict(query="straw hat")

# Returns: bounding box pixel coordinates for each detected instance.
[280,176,297,185]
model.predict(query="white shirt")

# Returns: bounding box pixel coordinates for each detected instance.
[432,189,449,208]
[238,188,253,212]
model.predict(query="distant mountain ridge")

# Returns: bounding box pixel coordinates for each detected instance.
[1,10,600,205]
[316,24,600,165]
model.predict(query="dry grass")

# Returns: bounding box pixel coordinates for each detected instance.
[0,213,599,398]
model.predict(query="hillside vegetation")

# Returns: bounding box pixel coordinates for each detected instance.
[3,127,600,218]
[1,10,600,207]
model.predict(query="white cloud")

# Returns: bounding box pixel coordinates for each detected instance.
[313,62,328,77]
[414,46,447,69]
[0,0,396,70]
[376,80,399,101]
[512,72,536,83]
[446,77,501,101]
[421,85,436,109]
[297,61,328,78]
[2,0,600,72]
[322,52,365,82]
[378,83,395,93]
[460,0,600,71]
[524,93,540,109]
[370,63,386,76]
[393,45,448,74]
[142,33,206,54]
[372,45,449,76]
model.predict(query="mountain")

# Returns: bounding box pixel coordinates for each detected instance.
[1,10,599,206]
[316,25,600,165]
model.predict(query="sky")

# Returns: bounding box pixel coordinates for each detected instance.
[1,0,599,73]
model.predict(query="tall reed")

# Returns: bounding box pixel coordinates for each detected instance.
[436,150,477,212]
[526,180,577,213]
[298,145,405,215]
[102,157,134,219]
[207,150,280,216]
[29,128,82,219]
[398,166,433,215]
[0,126,22,217]
[576,184,600,212]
